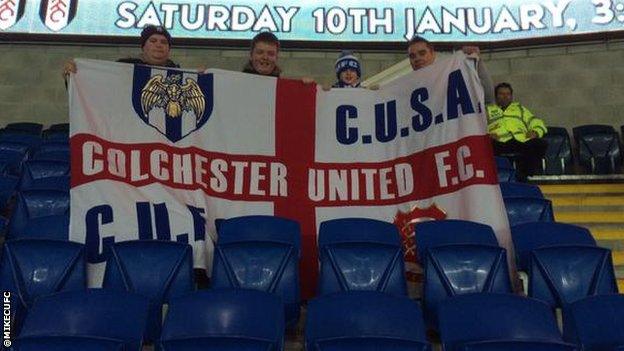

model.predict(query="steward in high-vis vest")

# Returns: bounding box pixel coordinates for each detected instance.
[487,82,548,181]
[487,102,547,143]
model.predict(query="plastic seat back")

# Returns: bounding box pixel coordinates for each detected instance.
[42,130,69,142]
[160,289,284,351]
[102,240,194,342]
[529,246,618,308]
[512,222,596,271]
[0,240,86,335]
[5,123,43,135]
[19,289,149,350]
[462,340,578,351]
[563,294,624,351]
[0,131,42,149]
[500,182,544,199]
[497,166,516,183]
[48,123,69,132]
[438,293,564,351]
[423,245,513,329]
[31,142,70,162]
[7,190,70,239]
[542,127,573,175]
[415,219,499,262]
[306,291,430,351]
[0,142,28,175]
[13,336,124,351]
[495,157,516,182]
[573,124,615,145]
[503,197,554,227]
[318,218,407,296]
[0,175,18,208]
[20,160,70,191]
[578,132,622,174]
[212,215,300,326]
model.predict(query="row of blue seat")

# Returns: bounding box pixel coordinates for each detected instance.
[2,217,616,342]
[1,122,68,135]
[508,124,623,175]
[9,288,624,350]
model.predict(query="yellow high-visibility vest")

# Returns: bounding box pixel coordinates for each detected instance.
[486,102,547,142]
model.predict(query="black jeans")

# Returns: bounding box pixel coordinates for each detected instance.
[492,138,548,180]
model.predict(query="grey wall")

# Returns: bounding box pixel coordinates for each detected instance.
[0,40,622,132]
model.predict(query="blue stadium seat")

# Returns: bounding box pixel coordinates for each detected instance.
[495,156,517,182]
[423,244,513,330]
[500,182,544,198]
[159,289,284,351]
[306,291,431,351]
[212,215,301,327]
[503,197,554,227]
[0,239,86,335]
[563,294,624,351]
[0,130,42,149]
[317,218,407,296]
[438,293,568,351]
[42,130,69,142]
[542,127,574,175]
[461,340,578,351]
[495,156,512,169]
[529,246,618,308]
[16,289,149,351]
[31,141,70,162]
[497,166,517,183]
[19,160,70,191]
[578,132,622,174]
[512,222,596,271]
[572,124,615,146]
[5,122,43,135]
[7,190,70,240]
[0,174,18,209]
[102,240,194,343]
[0,142,28,175]
[48,123,69,132]
[414,219,499,262]
[13,337,124,351]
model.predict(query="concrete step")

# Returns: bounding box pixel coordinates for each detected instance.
[550,195,624,207]
[540,183,624,195]
[555,211,624,224]
[590,226,624,240]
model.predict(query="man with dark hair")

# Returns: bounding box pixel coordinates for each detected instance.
[407,35,494,104]
[242,31,282,77]
[487,82,548,180]
[62,25,179,79]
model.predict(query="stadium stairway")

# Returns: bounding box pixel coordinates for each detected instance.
[539,183,624,291]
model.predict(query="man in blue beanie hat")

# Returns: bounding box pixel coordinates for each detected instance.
[332,51,362,88]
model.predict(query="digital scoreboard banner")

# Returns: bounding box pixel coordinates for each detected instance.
[2,0,623,42]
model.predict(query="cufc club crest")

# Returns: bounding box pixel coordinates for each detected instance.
[394,204,447,283]
[39,0,78,32]
[132,66,214,143]
[0,0,26,30]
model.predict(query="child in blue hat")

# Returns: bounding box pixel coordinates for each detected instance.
[332,51,362,88]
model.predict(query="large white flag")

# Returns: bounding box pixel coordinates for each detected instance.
[70,53,512,296]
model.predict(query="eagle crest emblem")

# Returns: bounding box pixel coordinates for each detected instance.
[132,66,214,143]
[141,74,205,120]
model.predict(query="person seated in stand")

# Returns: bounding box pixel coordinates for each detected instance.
[487,82,548,181]
[62,25,179,81]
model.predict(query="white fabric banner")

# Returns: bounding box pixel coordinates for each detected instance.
[69,53,512,295]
